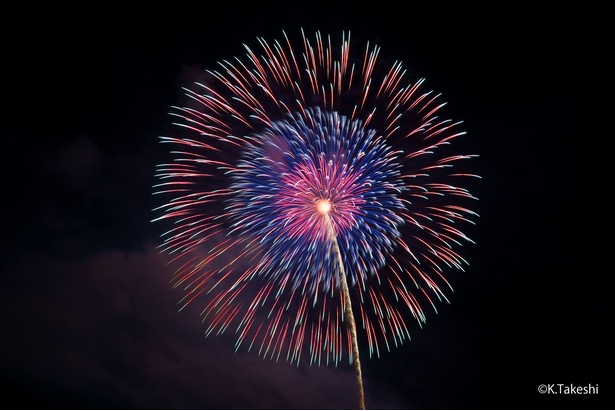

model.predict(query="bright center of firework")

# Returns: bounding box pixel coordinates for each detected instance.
[228,108,408,292]
[316,199,332,214]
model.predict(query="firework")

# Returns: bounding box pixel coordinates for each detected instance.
[153,30,479,408]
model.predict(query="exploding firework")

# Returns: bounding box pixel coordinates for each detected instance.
[153,30,479,408]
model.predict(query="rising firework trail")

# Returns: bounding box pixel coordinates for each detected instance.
[152,29,479,409]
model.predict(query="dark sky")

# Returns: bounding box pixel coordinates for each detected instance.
[1,2,612,410]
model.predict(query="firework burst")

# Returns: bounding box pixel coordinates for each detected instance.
[153,30,479,407]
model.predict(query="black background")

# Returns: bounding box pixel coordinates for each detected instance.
[2,2,611,409]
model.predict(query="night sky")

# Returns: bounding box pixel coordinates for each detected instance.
[2,2,612,410]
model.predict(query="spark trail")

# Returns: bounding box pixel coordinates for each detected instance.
[322,202,365,409]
